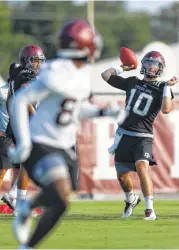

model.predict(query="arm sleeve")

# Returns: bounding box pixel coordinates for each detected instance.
[79,100,119,119]
[79,101,102,119]
[107,75,129,91]
[9,80,50,147]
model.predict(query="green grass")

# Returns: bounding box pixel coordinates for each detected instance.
[0,200,179,249]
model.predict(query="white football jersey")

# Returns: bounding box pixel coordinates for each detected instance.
[10,58,103,149]
[0,84,9,132]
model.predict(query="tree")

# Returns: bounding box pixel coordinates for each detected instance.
[11,1,153,60]
[0,2,43,79]
[151,2,179,44]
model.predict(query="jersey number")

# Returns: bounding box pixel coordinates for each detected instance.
[56,98,77,126]
[126,89,153,116]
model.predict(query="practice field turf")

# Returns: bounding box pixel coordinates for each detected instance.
[0,200,179,249]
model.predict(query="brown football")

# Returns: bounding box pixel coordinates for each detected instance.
[120,47,138,69]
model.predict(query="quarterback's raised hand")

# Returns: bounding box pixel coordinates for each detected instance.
[167,76,178,86]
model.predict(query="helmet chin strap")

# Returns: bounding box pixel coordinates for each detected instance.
[144,75,158,82]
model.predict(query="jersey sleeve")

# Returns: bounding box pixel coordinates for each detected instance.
[79,100,121,120]
[0,85,8,104]
[107,75,129,91]
[9,80,50,147]
[79,101,103,119]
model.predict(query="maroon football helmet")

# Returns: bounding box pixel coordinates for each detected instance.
[140,51,166,77]
[19,45,46,71]
[57,20,96,59]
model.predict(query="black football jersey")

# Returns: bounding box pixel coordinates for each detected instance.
[6,62,36,140]
[107,75,173,135]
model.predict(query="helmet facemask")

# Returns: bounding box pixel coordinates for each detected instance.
[140,51,165,79]
[22,55,45,73]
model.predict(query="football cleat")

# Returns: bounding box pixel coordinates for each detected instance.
[1,193,16,210]
[122,194,141,218]
[13,199,32,244]
[144,209,157,220]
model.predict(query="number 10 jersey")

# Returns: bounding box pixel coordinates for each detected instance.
[107,75,173,136]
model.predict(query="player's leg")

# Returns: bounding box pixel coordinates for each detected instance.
[0,136,17,209]
[2,167,19,211]
[27,178,70,248]
[17,165,29,199]
[4,165,30,215]
[11,167,19,186]
[10,165,30,216]
[15,165,29,206]
[0,169,7,188]
[114,135,141,218]
[134,137,156,220]
[14,144,70,247]
[0,136,14,188]
[67,145,79,193]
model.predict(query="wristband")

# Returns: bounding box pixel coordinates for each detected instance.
[114,67,123,76]
[163,85,171,98]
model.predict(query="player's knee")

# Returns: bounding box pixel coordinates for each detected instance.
[135,160,149,175]
[33,154,69,187]
[117,172,128,181]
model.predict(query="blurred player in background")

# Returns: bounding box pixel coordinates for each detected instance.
[101,51,177,220]
[0,82,12,187]
[1,45,45,215]
[7,19,125,249]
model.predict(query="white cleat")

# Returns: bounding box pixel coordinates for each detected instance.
[13,199,32,244]
[122,194,141,218]
[1,193,16,210]
[144,209,157,220]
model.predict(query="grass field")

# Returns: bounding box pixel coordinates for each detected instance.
[0,200,179,249]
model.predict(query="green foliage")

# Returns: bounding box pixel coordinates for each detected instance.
[0,2,11,34]
[0,0,179,79]
[11,1,153,60]
[0,2,43,79]
[0,33,43,79]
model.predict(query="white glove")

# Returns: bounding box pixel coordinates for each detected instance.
[8,143,32,164]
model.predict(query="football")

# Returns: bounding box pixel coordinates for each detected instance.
[120,47,138,69]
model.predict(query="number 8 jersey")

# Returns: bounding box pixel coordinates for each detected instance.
[107,75,173,137]
[10,59,94,150]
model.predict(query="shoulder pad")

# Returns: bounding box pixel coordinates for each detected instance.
[9,62,22,79]
[151,81,166,88]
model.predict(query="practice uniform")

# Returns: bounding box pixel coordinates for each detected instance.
[10,59,119,190]
[0,83,12,169]
[107,75,173,173]
[5,63,36,169]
